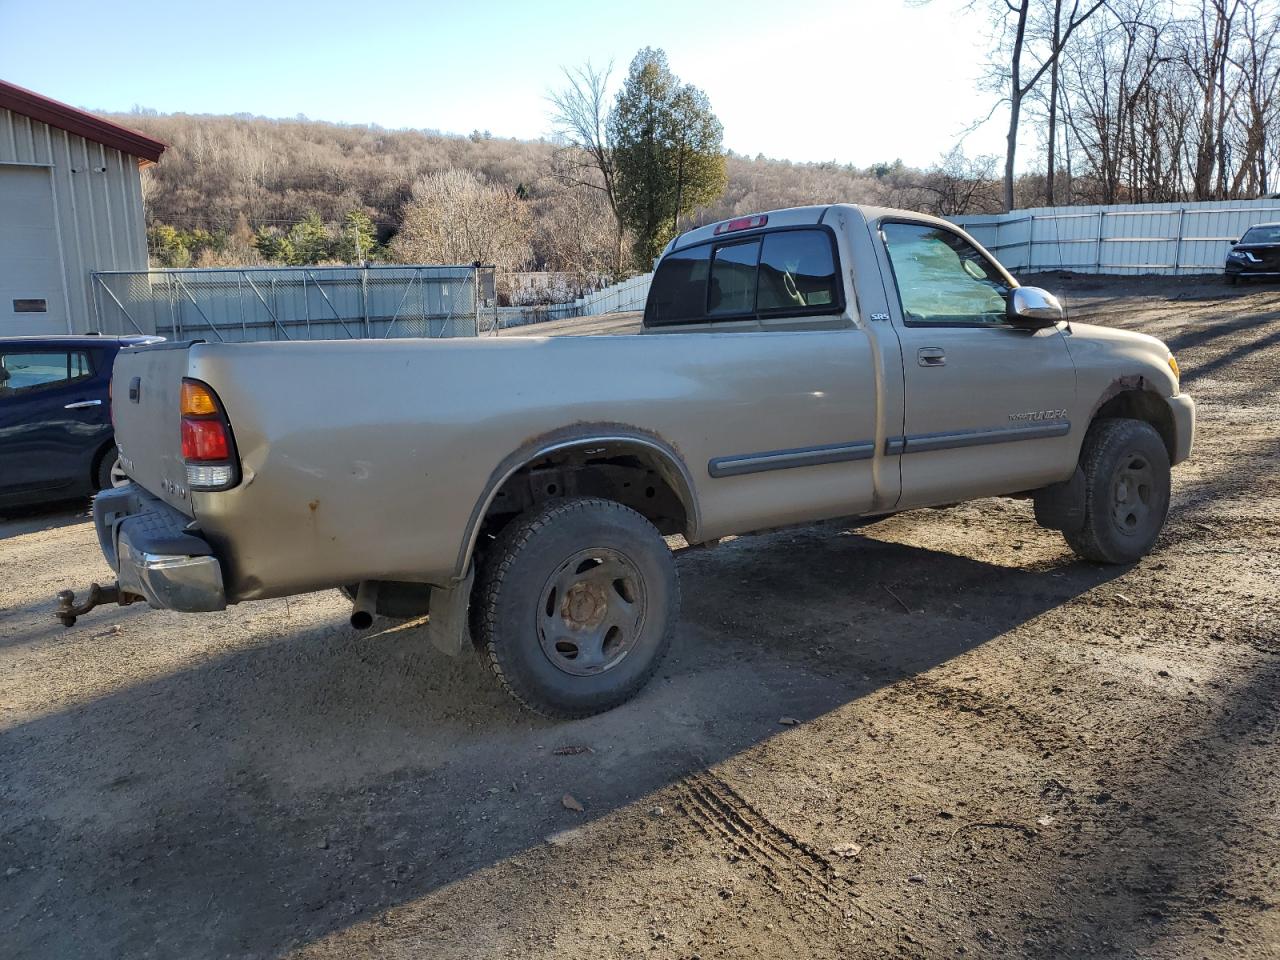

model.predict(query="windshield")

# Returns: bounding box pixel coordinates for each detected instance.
[1240,225,1280,244]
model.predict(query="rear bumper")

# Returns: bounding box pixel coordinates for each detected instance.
[1169,393,1196,465]
[93,485,226,612]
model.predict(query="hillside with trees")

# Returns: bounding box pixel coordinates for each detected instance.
[120,109,976,274]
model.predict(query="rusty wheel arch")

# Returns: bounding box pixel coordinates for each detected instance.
[456,424,701,580]
[1086,376,1177,464]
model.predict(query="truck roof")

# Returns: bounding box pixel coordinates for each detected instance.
[667,203,961,255]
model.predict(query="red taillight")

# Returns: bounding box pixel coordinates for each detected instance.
[714,214,768,235]
[179,378,239,490]
[181,417,230,461]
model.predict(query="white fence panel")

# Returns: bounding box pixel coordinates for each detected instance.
[575,273,653,315]
[953,197,1280,275]
[498,272,654,329]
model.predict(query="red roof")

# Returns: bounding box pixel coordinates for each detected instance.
[0,79,165,165]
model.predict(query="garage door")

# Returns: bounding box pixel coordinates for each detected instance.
[0,165,66,336]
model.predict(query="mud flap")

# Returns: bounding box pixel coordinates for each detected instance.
[424,565,474,657]
[1033,466,1086,533]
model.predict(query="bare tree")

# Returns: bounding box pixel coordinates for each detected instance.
[1062,3,1176,203]
[1178,0,1243,199]
[918,148,1003,215]
[391,169,533,271]
[547,62,627,276]
[534,186,618,281]
[1227,0,1280,195]
[976,0,1106,209]
[1025,0,1280,203]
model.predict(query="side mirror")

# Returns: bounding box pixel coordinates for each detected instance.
[1008,286,1064,328]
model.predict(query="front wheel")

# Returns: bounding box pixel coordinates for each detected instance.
[1062,418,1171,564]
[472,498,680,718]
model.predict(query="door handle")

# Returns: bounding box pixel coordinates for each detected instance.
[917,347,946,367]
[64,399,103,409]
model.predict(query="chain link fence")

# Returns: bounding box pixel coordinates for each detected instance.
[91,265,499,342]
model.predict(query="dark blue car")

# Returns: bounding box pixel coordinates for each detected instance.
[1225,221,1280,283]
[0,335,162,509]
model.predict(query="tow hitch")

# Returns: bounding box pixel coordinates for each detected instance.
[55,582,142,628]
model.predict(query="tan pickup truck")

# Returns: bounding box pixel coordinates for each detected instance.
[68,204,1195,717]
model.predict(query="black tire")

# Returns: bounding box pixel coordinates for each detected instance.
[95,446,127,491]
[472,497,679,719]
[1062,418,1171,564]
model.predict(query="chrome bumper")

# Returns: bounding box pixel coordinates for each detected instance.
[1169,394,1196,465]
[94,485,226,612]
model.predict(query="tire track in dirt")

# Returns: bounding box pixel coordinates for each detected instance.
[885,676,1075,758]
[672,770,909,951]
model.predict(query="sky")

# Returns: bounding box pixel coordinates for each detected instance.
[1,0,1015,170]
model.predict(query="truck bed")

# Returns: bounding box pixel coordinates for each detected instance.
[496,311,642,338]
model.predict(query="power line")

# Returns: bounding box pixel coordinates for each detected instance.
[149,214,398,229]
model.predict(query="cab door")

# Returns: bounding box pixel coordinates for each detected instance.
[0,347,108,497]
[876,220,1078,509]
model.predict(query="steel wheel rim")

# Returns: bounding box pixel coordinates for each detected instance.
[1111,452,1155,537]
[109,458,130,488]
[536,546,648,677]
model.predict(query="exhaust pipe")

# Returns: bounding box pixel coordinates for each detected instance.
[349,580,379,630]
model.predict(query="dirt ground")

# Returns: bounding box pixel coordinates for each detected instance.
[2,275,1277,959]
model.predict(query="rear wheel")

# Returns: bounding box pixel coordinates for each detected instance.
[1062,418,1170,564]
[473,497,679,718]
[96,447,129,491]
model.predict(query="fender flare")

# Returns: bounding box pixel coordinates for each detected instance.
[452,422,701,580]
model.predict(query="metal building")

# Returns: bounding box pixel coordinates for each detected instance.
[0,79,164,336]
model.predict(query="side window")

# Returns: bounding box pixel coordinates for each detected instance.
[645,227,844,326]
[881,222,1010,326]
[757,230,839,312]
[645,245,711,325]
[708,240,760,316]
[0,351,92,397]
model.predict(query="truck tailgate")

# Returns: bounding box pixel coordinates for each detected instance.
[111,342,196,518]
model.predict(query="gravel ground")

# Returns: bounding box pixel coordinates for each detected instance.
[1,275,1277,959]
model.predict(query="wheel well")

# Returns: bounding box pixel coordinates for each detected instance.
[1093,389,1176,462]
[477,442,693,546]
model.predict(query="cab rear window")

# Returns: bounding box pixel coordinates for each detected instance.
[644,227,842,326]
[645,246,709,324]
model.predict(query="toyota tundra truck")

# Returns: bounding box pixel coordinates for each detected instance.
[65,204,1195,718]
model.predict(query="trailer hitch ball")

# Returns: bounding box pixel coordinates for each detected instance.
[55,582,140,628]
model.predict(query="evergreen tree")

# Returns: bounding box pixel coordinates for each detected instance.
[148,223,190,267]
[608,48,727,267]
[286,212,334,264]
[333,210,379,263]
[253,227,294,264]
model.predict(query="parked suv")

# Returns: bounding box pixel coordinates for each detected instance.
[1225,222,1280,283]
[0,335,161,509]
